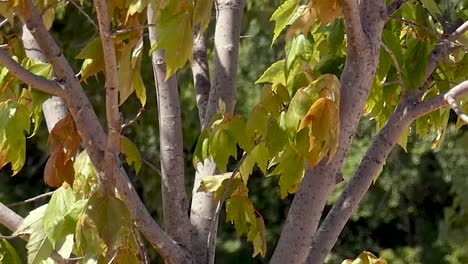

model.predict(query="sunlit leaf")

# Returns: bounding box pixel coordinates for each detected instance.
[76,37,104,80]
[0,102,30,175]
[270,0,299,43]
[226,194,256,236]
[85,193,132,250]
[247,215,267,257]
[120,135,142,174]
[194,0,213,32]
[256,60,286,87]
[0,239,22,264]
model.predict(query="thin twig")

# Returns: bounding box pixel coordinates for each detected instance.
[206,154,247,263]
[444,80,468,123]
[68,0,99,30]
[142,158,161,174]
[121,108,145,130]
[0,233,20,239]
[0,18,8,28]
[391,17,441,40]
[381,41,406,91]
[131,224,149,264]
[7,191,55,207]
[112,24,155,36]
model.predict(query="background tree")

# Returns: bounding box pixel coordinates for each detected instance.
[0,0,468,264]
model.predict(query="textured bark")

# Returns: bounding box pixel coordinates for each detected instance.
[192,31,211,125]
[0,202,23,232]
[190,0,246,263]
[21,25,69,133]
[271,1,386,263]
[9,3,192,263]
[94,0,120,195]
[305,15,468,264]
[147,5,192,250]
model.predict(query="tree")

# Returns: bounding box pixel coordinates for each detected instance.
[0,0,467,263]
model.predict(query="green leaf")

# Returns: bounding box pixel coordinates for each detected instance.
[194,0,213,32]
[127,0,148,17]
[256,60,286,86]
[14,205,48,236]
[286,34,313,72]
[419,0,442,18]
[193,130,210,165]
[326,19,344,53]
[250,142,269,174]
[198,173,243,201]
[0,102,31,175]
[210,128,237,171]
[118,43,134,105]
[27,229,53,264]
[224,116,254,152]
[76,213,106,259]
[13,205,54,264]
[271,145,305,198]
[73,151,98,198]
[120,135,142,174]
[110,248,140,264]
[284,87,316,135]
[270,0,299,43]
[133,72,147,107]
[382,30,404,67]
[226,194,256,236]
[76,37,104,80]
[397,125,410,152]
[86,193,132,250]
[43,186,76,246]
[247,216,267,257]
[0,239,22,264]
[266,120,288,157]
[246,105,269,139]
[403,38,430,89]
[151,2,194,78]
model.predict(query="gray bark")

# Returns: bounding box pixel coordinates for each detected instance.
[147,5,192,250]
[190,0,246,263]
[22,25,68,133]
[192,31,211,125]
[271,1,387,263]
[14,4,192,263]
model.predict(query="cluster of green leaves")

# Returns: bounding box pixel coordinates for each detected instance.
[366,1,468,149]
[12,151,142,264]
[0,58,52,176]
[193,0,347,256]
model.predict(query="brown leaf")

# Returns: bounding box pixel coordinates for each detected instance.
[44,151,74,187]
[286,0,342,39]
[313,0,341,24]
[44,115,80,187]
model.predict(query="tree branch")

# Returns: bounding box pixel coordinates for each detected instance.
[341,0,366,58]
[0,202,70,263]
[305,20,468,263]
[381,41,406,91]
[444,81,468,123]
[307,95,414,264]
[0,202,23,232]
[147,4,192,250]
[0,49,62,96]
[18,3,191,263]
[192,28,211,125]
[93,0,120,195]
[271,1,387,263]
[190,1,246,263]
